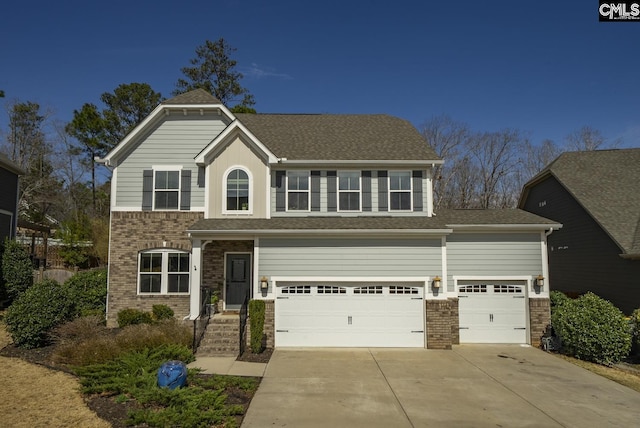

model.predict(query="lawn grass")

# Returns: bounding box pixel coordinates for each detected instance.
[554,354,640,392]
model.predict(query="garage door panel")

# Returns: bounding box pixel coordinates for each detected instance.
[458,283,527,344]
[275,282,424,347]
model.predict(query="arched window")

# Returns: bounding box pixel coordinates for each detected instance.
[226,168,250,211]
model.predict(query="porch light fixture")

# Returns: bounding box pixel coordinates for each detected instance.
[432,276,441,289]
[260,276,269,290]
[535,274,545,288]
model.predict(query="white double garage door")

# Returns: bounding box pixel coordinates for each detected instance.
[274,280,528,347]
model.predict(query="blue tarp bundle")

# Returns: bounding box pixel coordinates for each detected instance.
[157,360,188,390]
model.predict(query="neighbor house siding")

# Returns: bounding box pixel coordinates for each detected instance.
[522,176,640,314]
[114,114,229,209]
[446,233,543,292]
[258,237,441,277]
[0,167,19,241]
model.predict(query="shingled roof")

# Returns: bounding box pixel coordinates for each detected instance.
[235,113,440,161]
[188,209,556,234]
[520,148,640,256]
[163,88,222,105]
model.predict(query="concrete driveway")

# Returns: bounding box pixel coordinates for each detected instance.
[241,345,640,427]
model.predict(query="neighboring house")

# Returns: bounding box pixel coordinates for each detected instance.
[520,148,640,314]
[100,89,559,350]
[0,153,24,243]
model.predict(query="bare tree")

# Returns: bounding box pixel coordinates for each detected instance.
[420,115,470,209]
[565,126,619,151]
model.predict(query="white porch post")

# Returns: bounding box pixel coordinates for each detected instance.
[190,238,202,320]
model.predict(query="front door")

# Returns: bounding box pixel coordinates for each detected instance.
[225,253,251,310]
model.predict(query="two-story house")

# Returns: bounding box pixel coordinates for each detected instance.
[100,89,559,351]
[0,152,24,243]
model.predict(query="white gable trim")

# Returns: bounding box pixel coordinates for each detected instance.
[194,119,278,166]
[99,103,235,166]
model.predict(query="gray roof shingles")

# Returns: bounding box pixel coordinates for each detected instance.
[235,113,440,161]
[163,89,222,105]
[188,209,556,233]
[522,148,640,255]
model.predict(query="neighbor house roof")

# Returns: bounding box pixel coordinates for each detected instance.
[0,152,25,175]
[188,209,557,235]
[519,148,640,257]
[235,113,441,162]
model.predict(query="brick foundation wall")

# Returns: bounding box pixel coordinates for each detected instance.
[107,211,204,327]
[449,298,459,345]
[529,298,551,347]
[426,299,457,349]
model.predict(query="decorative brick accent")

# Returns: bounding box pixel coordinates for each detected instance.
[449,298,459,345]
[426,299,456,349]
[529,298,551,347]
[107,211,204,327]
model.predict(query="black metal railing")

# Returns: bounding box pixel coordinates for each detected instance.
[239,292,249,356]
[192,287,213,352]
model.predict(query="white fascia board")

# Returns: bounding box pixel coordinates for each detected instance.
[447,223,562,231]
[189,228,453,237]
[276,159,444,167]
[100,103,233,166]
[194,119,278,165]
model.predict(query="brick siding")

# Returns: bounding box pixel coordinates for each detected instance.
[529,298,551,347]
[426,299,458,349]
[106,211,204,327]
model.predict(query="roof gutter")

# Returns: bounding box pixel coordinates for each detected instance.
[447,223,563,231]
[188,228,454,237]
[274,159,444,167]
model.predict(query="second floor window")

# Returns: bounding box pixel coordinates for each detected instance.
[226,168,250,211]
[287,171,310,211]
[389,171,412,211]
[338,171,361,211]
[155,170,180,210]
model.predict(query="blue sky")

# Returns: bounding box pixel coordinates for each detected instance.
[1,0,639,148]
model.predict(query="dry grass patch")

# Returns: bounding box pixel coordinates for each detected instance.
[554,353,640,392]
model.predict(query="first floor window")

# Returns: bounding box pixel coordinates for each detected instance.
[338,171,361,211]
[139,250,190,294]
[155,170,180,210]
[389,171,412,210]
[287,171,310,210]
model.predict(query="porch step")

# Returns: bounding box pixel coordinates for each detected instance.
[196,313,242,357]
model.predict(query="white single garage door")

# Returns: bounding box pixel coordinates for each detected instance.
[275,282,425,347]
[458,283,527,343]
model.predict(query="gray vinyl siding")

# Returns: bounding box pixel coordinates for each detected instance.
[114,114,229,209]
[446,232,543,292]
[258,237,441,277]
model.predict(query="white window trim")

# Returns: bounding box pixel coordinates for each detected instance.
[222,165,253,215]
[152,165,183,211]
[286,170,311,212]
[452,276,531,298]
[138,249,191,295]
[337,170,362,212]
[388,170,413,212]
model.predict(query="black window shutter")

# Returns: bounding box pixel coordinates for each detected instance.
[197,166,205,188]
[362,171,372,212]
[180,169,192,210]
[327,171,337,212]
[275,171,286,212]
[311,171,321,211]
[413,170,423,211]
[378,171,388,212]
[142,170,153,211]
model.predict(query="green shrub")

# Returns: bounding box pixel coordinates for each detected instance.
[630,309,640,355]
[552,292,631,365]
[248,300,266,354]
[1,238,34,302]
[4,279,74,348]
[152,304,174,321]
[65,269,107,317]
[117,308,153,328]
[550,290,570,308]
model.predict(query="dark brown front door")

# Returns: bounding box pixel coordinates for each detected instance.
[225,253,251,310]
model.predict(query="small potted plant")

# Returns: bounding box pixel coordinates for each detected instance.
[208,292,219,315]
